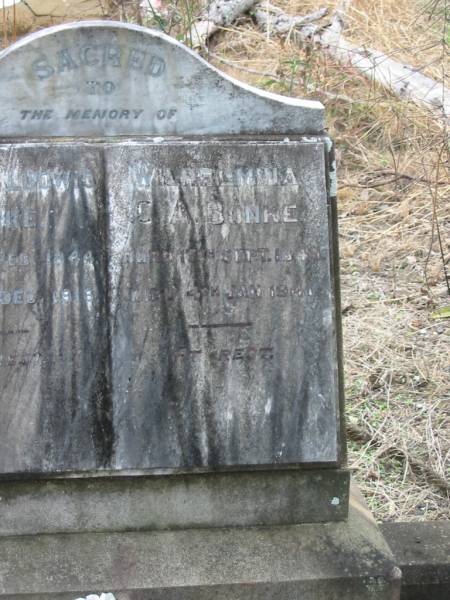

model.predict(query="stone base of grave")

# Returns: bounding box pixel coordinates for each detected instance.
[0,486,401,600]
[380,520,450,600]
[0,469,349,535]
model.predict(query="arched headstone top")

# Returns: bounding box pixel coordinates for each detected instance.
[0,21,324,138]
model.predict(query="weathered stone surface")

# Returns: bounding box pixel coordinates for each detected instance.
[380,521,450,600]
[0,491,401,600]
[0,23,397,600]
[0,22,324,138]
[0,469,350,535]
[0,138,342,475]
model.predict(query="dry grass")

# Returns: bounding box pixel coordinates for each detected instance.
[1,0,449,521]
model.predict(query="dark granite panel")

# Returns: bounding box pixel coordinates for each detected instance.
[0,139,341,475]
[108,141,340,469]
[0,145,112,472]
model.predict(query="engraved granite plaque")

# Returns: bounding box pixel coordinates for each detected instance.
[0,23,343,476]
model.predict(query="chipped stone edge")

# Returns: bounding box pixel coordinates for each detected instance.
[325,137,337,197]
[0,20,325,124]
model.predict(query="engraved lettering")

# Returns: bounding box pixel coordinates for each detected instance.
[0,210,19,228]
[233,348,245,360]
[103,81,116,94]
[31,57,55,80]
[65,108,138,120]
[0,291,11,305]
[205,346,274,363]
[52,289,94,305]
[86,80,116,95]
[92,109,108,119]
[235,167,255,185]
[0,351,41,368]
[57,48,78,72]
[260,347,274,360]
[207,202,224,225]
[146,55,165,76]
[12,290,24,305]
[66,109,81,120]
[80,46,100,66]
[0,290,36,305]
[137,201,152,223]
[128,166,299,186]
[53,171,71,190]
[263,207,280,223]
[104,45,122,67]
[31,45,167,81]
[245,206,260,224]
[283,168,297,184]
[275,249,293,262]
[86,81,96,95]
[23,209,36,228]
[0,253,30,268]
[132,166,153,187]
[128,48,146,70]
[283,205,298,222]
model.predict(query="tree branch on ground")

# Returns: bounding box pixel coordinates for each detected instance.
[190,0,258,48]
[193,0,450,123]
[254,1,450,124]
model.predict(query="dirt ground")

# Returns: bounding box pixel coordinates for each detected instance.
[1,0,449,521]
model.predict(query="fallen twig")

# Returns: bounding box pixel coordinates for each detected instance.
[341,170,449,188]
[192,0,449,122]
[190,0,258,48]
[254,1,450,124]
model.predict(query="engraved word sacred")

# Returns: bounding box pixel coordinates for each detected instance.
[32,44,166,80]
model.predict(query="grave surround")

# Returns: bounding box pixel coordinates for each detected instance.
[0,22,344,477]
[0,21,401,600]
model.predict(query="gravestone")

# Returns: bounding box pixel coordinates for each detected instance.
[0,21,400,600]
[0,21,341,476]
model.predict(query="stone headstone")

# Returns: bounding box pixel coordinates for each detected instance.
[0,21,344,477]
[0,21,402,600]
[0,21,323,137]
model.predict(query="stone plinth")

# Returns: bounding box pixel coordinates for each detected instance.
[0,469,350,535]
[0,491,400,600]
